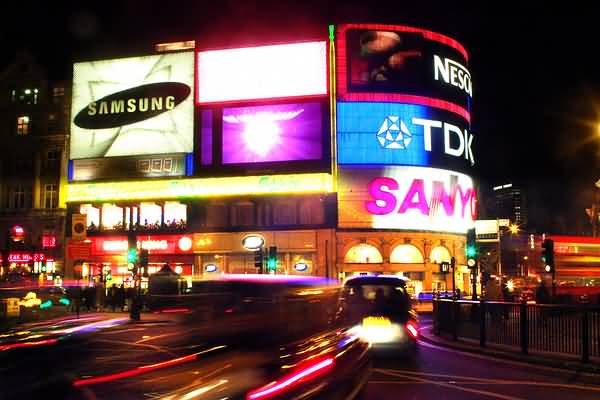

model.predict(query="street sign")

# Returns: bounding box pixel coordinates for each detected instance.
[72,214,87,241]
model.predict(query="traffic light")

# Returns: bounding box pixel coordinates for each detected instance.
[267,246,277,272]
[127,234,138,264]
[254,247,264,271]
[40,262,47,273]
[466,228,478,268]
[541,238,554,273]
[106,270,112,281]
[140,249,149,278]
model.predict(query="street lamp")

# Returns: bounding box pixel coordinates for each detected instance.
[509,224,519,235]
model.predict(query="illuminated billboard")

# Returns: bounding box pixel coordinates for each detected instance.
[338,166,476,233]
[336,24,471,122]
[337,102,474,172]
[222,102,322,164]
[197,41,327,104]
[70,52,195,160]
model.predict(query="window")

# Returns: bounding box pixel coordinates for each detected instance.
[45,150,60,169]
[17,116,30,135]
[12,88,39,104]
[298,197,324,225]
[231,201,255,227]
[273,200,297,225]
[9,185,32,209]
[429,246,451,264]
[52,86,64,98]
[344,244,383,263]
[206,202,228,228]
[390,244,424,264]
[43,184,58,209]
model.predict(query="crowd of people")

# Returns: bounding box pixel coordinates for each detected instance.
[67,283,139,313]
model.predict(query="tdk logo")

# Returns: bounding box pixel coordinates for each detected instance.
[433,55,472,97]
[376,116,475,165]
[377,116,412,149]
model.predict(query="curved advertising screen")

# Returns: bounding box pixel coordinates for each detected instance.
[337,102,475,173]
[338,166,476,234]
[336,24,471,123]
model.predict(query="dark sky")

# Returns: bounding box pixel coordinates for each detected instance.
[2,1,599,233]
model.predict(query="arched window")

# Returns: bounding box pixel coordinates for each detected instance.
[430,246,452,264]
[390,244,424,264]
[344,244,383,263]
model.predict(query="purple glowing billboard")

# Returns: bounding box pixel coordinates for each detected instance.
[222,102,322,164]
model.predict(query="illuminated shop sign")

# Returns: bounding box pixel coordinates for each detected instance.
[66,173,333,202]
[91,235,193,255]
[7,253,46,263]
[222,102,323,164]
[70,52,194,159]
[338,166,476,233]
[242,235,265,251]
[336,24,471,122]
[337,102,474,171]
[197,41,327,103]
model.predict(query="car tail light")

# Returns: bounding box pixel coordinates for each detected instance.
[246,356,335,400]
[406,321,419,338]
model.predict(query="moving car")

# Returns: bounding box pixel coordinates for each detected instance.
[335,275,419,355]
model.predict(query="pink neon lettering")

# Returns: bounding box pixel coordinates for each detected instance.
[398,179,430,215]
[430,181,457,217]
[365,177,398,215]
[457,187,474,218]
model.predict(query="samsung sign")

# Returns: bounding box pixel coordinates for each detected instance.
[337,102,475,172]
[70,52,195,160]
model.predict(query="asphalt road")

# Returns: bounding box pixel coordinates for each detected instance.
[2,313,600,399]
[365,318,600,400]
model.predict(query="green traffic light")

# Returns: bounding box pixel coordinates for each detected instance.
[466,246,477,258]
[267,258,277,270]
[127,248,138,263]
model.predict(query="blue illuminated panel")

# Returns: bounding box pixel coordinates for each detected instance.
[337,102,474,172]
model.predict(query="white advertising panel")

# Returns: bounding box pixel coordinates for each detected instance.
[197,41,327,103]
[70,52,195,159]
[338,166,476,233]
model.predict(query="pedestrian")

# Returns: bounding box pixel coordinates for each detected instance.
[117,284,126,311]
[109,284,118,312]
[96,282,106,311]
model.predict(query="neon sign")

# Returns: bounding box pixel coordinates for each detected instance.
[67,173,333,202]
[338,166,476,234]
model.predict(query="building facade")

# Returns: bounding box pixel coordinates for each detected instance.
[63,24,478,296]
[0,51,70,282]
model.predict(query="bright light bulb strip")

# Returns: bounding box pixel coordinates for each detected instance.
[66,173,333,202]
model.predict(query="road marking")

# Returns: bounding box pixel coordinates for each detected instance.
[136,332,181,344]
[373,368,526,400]
[373,368,600,393]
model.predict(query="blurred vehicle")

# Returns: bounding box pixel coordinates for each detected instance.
[37,286,69,306]
[146,275,341,345]
[334,275,418,355]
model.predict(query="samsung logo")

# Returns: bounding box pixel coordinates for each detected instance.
[74,82,190,129]
[433,55,472,97]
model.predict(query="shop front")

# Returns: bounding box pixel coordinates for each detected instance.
[192,229,335,278]
[70,234,194,287]
[0,251,59,284]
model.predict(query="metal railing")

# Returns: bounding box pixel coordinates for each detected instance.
[433,299,600,363]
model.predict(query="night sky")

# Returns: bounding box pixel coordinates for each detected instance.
[2,1,599,234]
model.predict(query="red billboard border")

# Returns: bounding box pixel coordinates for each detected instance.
[336,23,471,123]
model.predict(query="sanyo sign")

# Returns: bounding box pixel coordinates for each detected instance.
[364,167,476,233]
[433,55,472,97]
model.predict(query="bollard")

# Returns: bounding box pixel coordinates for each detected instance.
[480,299,486,347]
[582,305,589,363]
[520,300,528,354]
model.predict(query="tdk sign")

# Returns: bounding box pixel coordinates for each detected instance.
[337,102,475,171]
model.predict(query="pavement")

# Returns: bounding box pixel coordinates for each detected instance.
[417,313,600,376]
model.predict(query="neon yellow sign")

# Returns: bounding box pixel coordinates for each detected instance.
[67,173,333,202]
